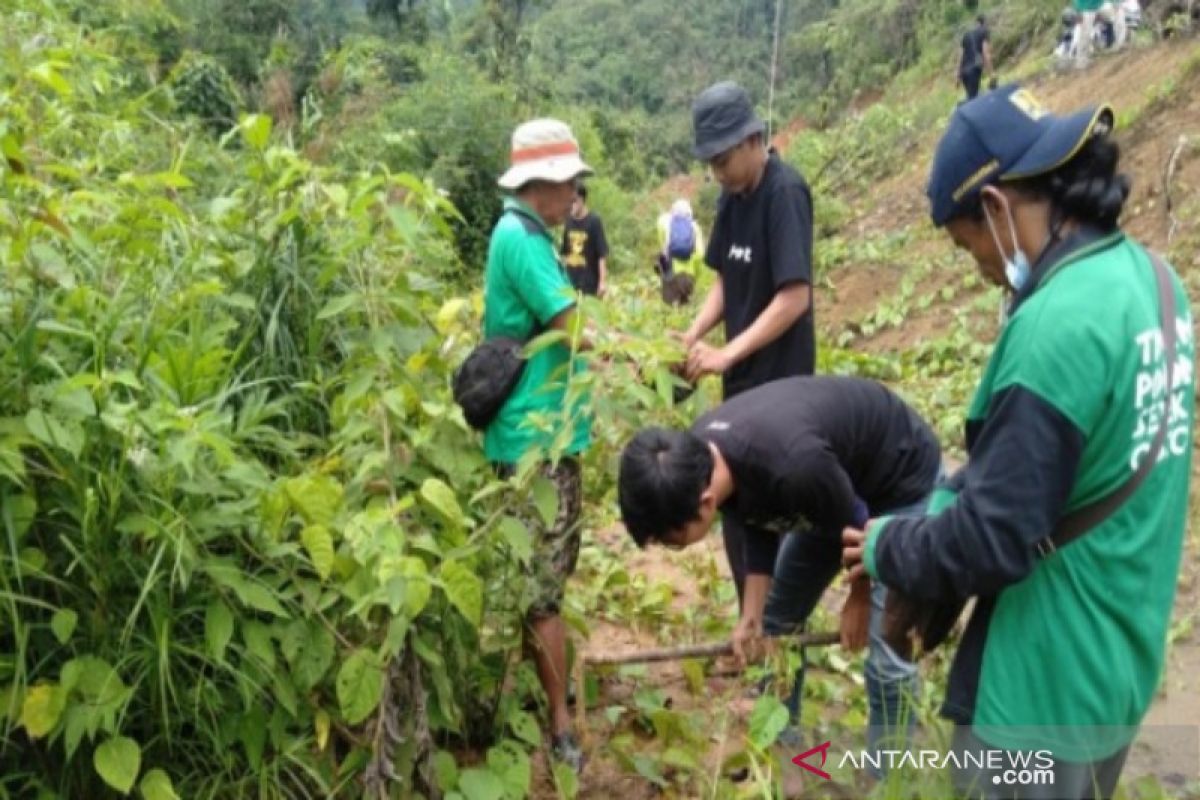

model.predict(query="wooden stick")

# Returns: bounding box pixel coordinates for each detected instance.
[1164,134,1188,245]
[583,631,840,666]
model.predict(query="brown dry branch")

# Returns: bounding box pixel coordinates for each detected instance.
[1163,134,1188,245]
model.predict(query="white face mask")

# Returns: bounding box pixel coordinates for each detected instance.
[982,195,1031,291]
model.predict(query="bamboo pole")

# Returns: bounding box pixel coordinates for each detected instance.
[583,631,840,666]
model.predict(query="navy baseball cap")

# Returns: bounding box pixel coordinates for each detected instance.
[927,84,1114,226]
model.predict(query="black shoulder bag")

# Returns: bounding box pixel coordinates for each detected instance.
[452,210,559,431]
[452,336,531,431]
[884,252,1178,658]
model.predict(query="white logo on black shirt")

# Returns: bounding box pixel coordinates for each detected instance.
[728,244,753,264]
[706,420,731,431]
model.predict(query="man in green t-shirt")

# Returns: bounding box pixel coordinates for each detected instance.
[843,86,1195,798]
[486,118,593,773]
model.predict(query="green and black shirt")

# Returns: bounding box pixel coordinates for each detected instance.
[864,228,1195,761]
[482,198,591,465]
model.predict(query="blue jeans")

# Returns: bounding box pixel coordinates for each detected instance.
[763,495,930,773]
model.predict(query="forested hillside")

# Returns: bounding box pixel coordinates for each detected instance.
[2,0,1198,797]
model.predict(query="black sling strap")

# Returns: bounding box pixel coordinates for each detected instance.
[1036,251,1178,558]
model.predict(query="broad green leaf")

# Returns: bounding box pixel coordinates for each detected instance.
[242,621,275,670]
[284,475,343,526]
[399,557,431,619]
[382,616,410,657]
[19,547,46,572]
[439,560,482,626]
[3,493,36,540]
[240,114,272,150]
[205,601,234,661]
[239,707,267,768]
[508,710,540,746]
[336,649,384,725]
[259,487,289,540]
[29,63,71,97]
[315,293,363,321]
[94,735,141,794]
[486,742,531,799]
[458,768,504,800]
[60,657,126,706]
[551,762,580,798]
[24,408,83,459]
[53,386,96,418]
[234,581,288,617]
[280,620,334,691]
[498,517,532,565]
[139,769,179,800]
[433,750,460,792]
[531,476,558,528]
[205,563,289,618]
[148,171,192,189]
[748,694,789,749]
[20,684,65,738]
[50,608,77,645]
[301,524,334,580]
[420,478,465,528]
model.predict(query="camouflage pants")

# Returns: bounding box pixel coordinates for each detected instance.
[498,458,583,620]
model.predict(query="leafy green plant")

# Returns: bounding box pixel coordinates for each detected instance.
[168,51,243,131]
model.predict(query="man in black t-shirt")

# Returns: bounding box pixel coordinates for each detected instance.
[559,184,609,296]
[682,81,817,601]
[618,376,942,762]
[959,15,994,100]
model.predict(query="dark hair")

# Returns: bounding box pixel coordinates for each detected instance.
[618,428,714,547]
[952,133,1130,231]
[575,183,588,200]
[977,14,987,25]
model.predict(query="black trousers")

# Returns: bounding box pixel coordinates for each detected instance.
[961,67,983,100]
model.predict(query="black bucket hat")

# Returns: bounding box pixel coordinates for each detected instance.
[692,81,766,161]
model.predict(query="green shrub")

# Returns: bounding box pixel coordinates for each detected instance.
[168,51,242,132]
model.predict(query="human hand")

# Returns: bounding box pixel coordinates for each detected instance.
[597,280,607,298]
[842,525,868,582]
[840,577,871,652]
[685,341,732,382]
[731,614,763,668]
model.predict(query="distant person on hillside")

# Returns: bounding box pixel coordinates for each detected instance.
[560,183,609,297]
[618,376,942,770]
[958,15,995,101]
[486,118,595,774]
[1056,4,1080,61]
[1099,1,1128,49]
[680,80,816,609]
[1073,0,1104,67]
[655,198,704,305]
[843,85,1195,798]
